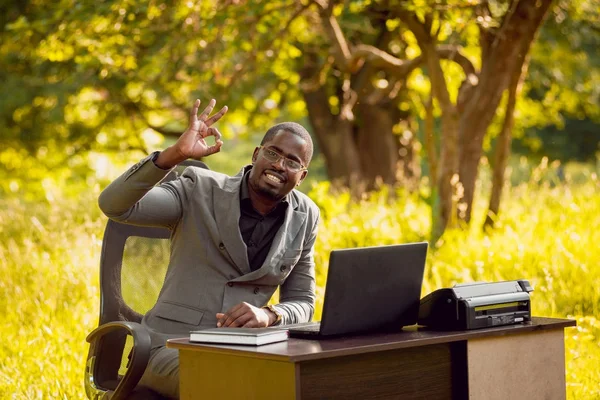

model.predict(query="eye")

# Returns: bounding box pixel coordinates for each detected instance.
[266,149,278,158]
[286,160,301,170]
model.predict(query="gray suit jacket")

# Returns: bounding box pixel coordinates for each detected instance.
[98,154,319,346]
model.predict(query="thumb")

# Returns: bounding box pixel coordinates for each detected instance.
[204,139,223,156]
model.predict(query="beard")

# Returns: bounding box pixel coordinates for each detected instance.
[255,182,285,202]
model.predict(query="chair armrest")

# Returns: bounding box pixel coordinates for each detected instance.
[85,321,151,400]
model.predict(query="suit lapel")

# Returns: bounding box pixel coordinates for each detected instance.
[271,193,306,257]
[213,171,251,275]
[235,192,307,282]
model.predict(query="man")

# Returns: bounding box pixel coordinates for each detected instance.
[98,99,319,398]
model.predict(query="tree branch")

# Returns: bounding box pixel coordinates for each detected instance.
[350,43,476,79]
[310,0,353,71]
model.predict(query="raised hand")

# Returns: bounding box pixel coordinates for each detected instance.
[155,99,228,169]
[176,99,228,159]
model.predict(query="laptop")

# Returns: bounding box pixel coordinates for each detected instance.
[287,242,428,339]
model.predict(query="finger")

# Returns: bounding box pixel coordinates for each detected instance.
[190,99,201,120]
[204,105,228,126]
[217,312,234,327]
[222,311,245,327]
[224,303,245,316]
[242,319,259,328]
[206,127,222,142]
[204,140,223,156]
[216,309,236,327]
[219,302,249,326]
[227,313,253,328]
[216,308,238,327]
[216,313,226,327]
[198,98,216,121]
[222,306,250,327]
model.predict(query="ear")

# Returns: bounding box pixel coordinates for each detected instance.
[252,147,260,164]
[297,170,308,186]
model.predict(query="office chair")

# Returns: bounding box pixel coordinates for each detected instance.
[85,160,208,400]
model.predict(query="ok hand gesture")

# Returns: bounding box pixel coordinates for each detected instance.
[155,99,228,169]
[176,99,228,159]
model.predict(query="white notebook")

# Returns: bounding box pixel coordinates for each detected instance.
[189,327,289,346]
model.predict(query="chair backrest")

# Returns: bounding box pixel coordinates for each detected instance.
[99,222,171,325]
[90,160,208,393]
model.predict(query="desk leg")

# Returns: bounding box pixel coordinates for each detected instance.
[178,351,297,400]
[467,329,566,400]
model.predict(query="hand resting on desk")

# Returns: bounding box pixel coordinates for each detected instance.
[216,302,277,328]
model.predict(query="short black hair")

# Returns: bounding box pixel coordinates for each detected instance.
[260,122,314,165]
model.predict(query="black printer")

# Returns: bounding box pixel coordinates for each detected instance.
[418,279,533,330]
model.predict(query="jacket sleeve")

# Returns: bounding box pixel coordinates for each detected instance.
[98,153,194,229]
[272,208,319,325]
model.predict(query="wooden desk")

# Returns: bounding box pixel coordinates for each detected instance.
[167,317,575,400]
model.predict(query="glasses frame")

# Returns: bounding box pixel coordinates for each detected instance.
[258,146,307,173]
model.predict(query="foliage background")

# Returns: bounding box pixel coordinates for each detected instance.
[1,0,599,398]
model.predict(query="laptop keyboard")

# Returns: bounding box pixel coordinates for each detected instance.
[287,322,321,332]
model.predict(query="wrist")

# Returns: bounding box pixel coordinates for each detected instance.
[155,146,187,169]
[264,309,276,326]
[263,305,282,326]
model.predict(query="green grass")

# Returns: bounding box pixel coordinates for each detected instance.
[1,161,599,398]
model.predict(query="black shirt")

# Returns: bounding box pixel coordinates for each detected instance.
[239,171,288,272]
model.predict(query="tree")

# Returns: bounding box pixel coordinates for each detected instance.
[2,0,593,239]
[290,0,555,237]
[485,0,600,228]
[231,0,556,236]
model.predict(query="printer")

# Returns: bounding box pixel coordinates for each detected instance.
[418,279,533,330]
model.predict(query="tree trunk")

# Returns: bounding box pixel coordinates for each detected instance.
[298,51,363,188]
[397,11,461,241]
[299,52,419,193]
[397,118,421,192]
[484,57,530,229]
[434,106,461,241]
[458,0,554,222]
[424,96,438,188]
[304,87,419,193]
[355,102,398,187]
[302,86,363,187]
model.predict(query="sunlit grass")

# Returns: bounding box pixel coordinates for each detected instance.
[0,196,103,398]
[0,160,598,398]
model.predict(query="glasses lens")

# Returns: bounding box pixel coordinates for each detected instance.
[262,148,279,162]
[285,159,302,172]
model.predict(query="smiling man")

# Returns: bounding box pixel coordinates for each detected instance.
[98,99,319,399]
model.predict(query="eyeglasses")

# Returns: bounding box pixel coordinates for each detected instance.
[259,146,307,173]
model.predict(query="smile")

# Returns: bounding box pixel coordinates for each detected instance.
[265,173,283,184]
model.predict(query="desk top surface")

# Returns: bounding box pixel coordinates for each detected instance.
[167,317,575,362]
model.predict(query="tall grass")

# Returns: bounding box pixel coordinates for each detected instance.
[0,161,598,398]
[0,196,103,398]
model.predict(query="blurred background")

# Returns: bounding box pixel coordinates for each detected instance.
[0,0,599,398]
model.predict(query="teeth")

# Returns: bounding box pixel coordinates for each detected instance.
[266,173,282,183]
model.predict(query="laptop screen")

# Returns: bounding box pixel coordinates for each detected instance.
[319,242,428,336]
